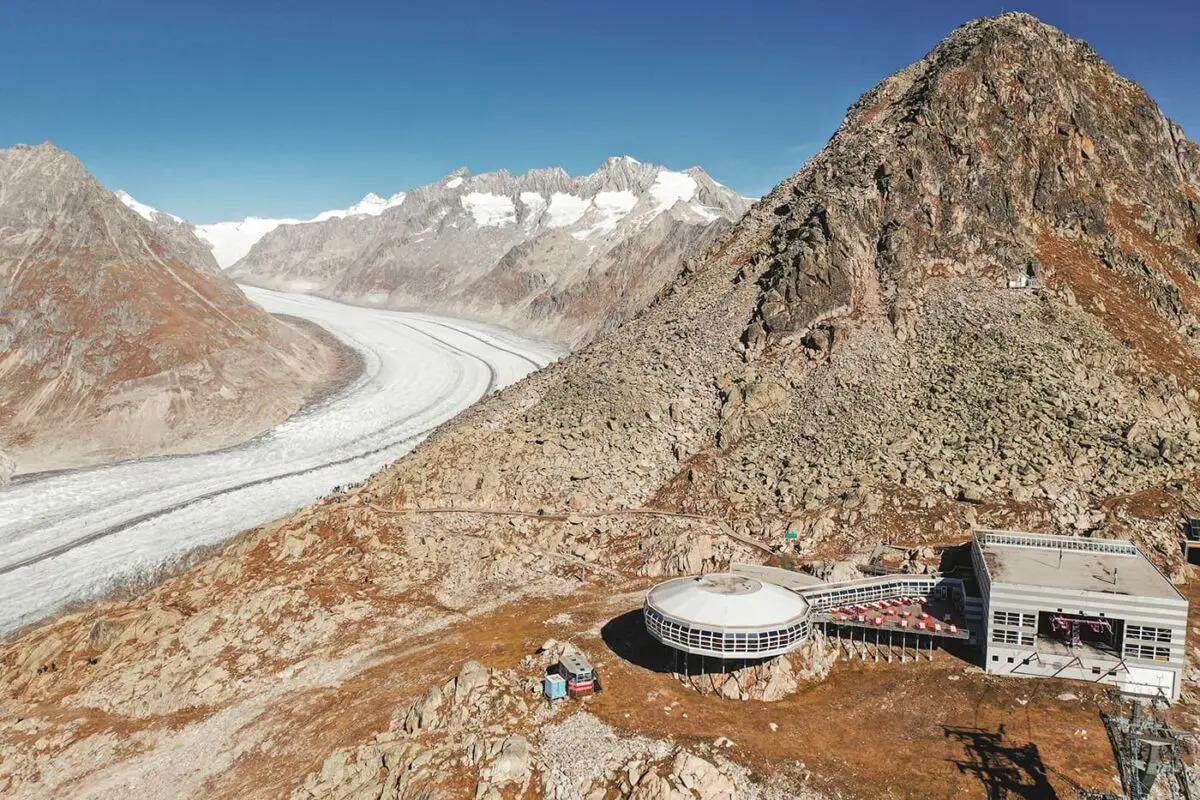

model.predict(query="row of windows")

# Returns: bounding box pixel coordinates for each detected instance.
[644,607,809,654]
[992,611,1035,628]
[1125,643,1171,662]
[1126,625,1172,643]
[992,629,1034,646]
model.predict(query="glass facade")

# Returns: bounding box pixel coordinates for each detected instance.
[643,602,810,659]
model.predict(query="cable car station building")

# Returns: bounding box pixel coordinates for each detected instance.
[971,529,1188,700]
[642,528,1189,701]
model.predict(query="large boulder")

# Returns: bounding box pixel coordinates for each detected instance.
[453,660,490,704]
[676,634,836,701]
[480,734,532,788]
[672,752,737,800]
[629,752,737,800]
[403,684,444,734]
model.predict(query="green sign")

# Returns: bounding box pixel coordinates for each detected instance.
[784,532,799,540]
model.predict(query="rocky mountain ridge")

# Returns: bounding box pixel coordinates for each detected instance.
[228,157,750,345]
[3,12,1200,799]
[0,142,345,474]
[117,188,410,268]
[114,190,223,275]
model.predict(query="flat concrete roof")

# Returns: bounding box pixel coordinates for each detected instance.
[976,530,1184,602]
[729,562,825,591]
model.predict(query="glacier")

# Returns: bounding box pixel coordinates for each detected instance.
[0,287,562,635]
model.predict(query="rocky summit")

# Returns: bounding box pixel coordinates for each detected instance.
[0,143,346,475]
[2,13,1200,800]
[229,157,749,345]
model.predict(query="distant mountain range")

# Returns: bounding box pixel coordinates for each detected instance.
[117,188,408,268]
[119,158,751,345]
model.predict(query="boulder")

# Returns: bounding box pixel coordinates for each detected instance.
[454,660,490,704]
[630,774,691,800]
[403,684,444,734]
[481,734,532,788]
[672,752,736,800]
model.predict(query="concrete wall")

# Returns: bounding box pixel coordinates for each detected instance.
[977,576,1187,700]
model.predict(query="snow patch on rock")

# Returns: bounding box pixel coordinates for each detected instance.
[519,192,548,225]
[546,192,590,228]
[571,190,638,240]
[461,192,517,227]
[313,191,406,222]
[114,190,184,224]
[649,170,698,213]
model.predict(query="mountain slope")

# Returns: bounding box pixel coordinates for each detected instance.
[228,158,750,345]
[368,10,1200,558]
[3,13,1200,799]
[115,190,222,275]
[0,143,346,474]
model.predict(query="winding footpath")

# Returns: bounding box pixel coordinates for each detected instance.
[0,286,563,635]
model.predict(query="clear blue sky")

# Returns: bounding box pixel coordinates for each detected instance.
[2,0,1197,223]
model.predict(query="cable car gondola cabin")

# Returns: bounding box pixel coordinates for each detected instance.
[557,652,596,698]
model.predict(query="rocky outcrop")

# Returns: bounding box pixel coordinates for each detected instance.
[628,751,737,800]
[0,142,345,473]
[294,651,787,800]
[676,632,838,702]
[229,158,750,346]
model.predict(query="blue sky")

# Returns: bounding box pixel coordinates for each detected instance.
[2,0,1198,222]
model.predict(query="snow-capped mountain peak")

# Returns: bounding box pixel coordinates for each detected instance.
[312,191,406,222]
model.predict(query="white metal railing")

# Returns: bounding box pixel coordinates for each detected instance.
[975,529,1137,557]
[797,575,963,611]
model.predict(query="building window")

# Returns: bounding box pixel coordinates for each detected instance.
[1125,643,1171,662]
[992,611,1024,627]
[992,655,998,662]
[1126,625,1172,643]
[991,611,1035,629]
[1092,666,1101,675]
[1007,657,1014,663]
